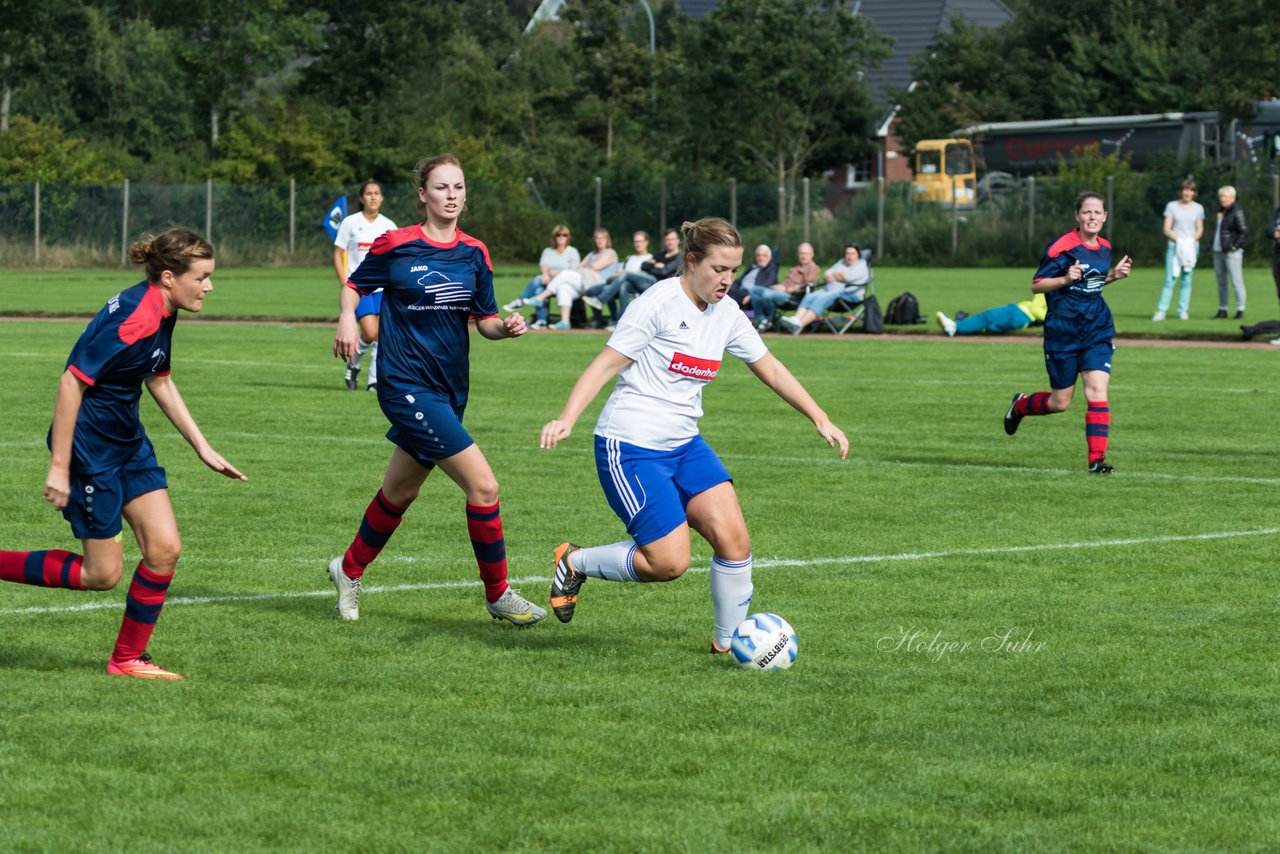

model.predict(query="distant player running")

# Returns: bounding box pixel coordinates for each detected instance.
[538,217,849,654]
[328,153,545,626]
[0,228,246,679]
[334,180,397,391]
[1004,191,1132,473]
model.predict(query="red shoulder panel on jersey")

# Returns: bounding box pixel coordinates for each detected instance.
[118,285,169,346]
[456,230,493,271]
[368,225,425,256]
[1045,231,1084,259]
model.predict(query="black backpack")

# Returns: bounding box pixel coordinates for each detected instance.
[885,292,922,325]
[861,294,884,334]
[1241,320,1280,340]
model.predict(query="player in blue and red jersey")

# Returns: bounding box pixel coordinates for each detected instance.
[328,154,545,626]
[1003,191,1132,473]
[0,228,246,679]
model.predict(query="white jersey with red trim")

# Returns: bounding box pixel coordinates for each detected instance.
[595,276,768,451]
[335,212,397,276]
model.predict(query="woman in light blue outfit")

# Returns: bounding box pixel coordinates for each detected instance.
[505,225,580,328]
[1152,179,1204,321]
[779,243,870,333]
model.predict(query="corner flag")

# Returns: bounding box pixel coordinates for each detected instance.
[324,196,348,239]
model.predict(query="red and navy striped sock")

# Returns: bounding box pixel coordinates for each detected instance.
[342,489,406,580]
[110,562,172,664]
[1015,391,1053,417]
[1086,400,1110,463]
[0,550,85,589]
[466,501,509,604]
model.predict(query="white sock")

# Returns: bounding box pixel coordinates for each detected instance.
[575,541,639,582]
[366,341,378,385]
[352,339,368,369]
[710,553,753,648]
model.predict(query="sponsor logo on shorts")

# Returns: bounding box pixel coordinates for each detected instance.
[667,352,721,381]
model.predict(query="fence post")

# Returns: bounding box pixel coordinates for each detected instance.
[802,177,810,246]
[776,182,785,235]
[875,176,884,260]
[659,178,667,237]
[205,178,213,241]
[729,177,737,229]
[121,179,130,265]
[1273,173,1279,210]
[594,176,602,231]
[34,180,40,264]
[289,178,296,256]
[1105,175,1114,243]
[1027,176,1036,246]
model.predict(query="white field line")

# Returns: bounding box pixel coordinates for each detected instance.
[2,527,1275,618]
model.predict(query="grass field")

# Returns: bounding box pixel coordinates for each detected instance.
[1,268,1278,850]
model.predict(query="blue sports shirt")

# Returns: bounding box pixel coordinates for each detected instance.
[63,282,175,472]
[1033,230,1114,352]
[347,226,498,407]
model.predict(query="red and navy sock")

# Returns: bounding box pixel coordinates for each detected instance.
[110,562,172,664]
[1015,392,1053,417]
[342,489,406,580]
[465,501,509,604]
[0,550,85,589]
[1086,400,1110,463]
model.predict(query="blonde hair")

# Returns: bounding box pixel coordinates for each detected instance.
[550,224,571,246]
[679,217,740,272]
[413,153,464,215]
[128,228,213,282]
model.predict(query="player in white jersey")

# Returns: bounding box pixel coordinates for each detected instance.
[539,217,849,654]
[334,180,396,390]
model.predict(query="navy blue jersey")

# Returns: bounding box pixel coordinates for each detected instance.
[1033,230,1114,352]
[347,226,497,407]
[64,282,176,472]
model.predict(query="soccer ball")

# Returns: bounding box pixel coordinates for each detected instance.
[729,613,798,671]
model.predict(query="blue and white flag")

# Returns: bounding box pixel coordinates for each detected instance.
[324,196,348,239]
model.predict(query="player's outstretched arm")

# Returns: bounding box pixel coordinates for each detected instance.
[144,375,247,481]
[475,313,526,340]
[745,352,849,459]
[540,346,633,449]
[44,369,89,509]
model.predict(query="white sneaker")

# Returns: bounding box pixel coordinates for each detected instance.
[1270,336,1280,345]
[1179,311,1189,320]
[529,319,548,329]
[502,299,524,312]
[935,311,957,336]
[485,587,547,626]
[1152,311,1166,322]
[582,295,604,311]
[328,556,360,621]
[779,315,801,330]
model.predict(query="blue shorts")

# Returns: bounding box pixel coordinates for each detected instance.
[356,290,382,320]
[381,392,474,468]
[594,434,732,546]
[62,443,168,540]
[1045,340,1114,390]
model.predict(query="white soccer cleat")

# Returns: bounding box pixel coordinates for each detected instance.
[935,311,957,336]
[328,556,360,621]
[485,587,546,627]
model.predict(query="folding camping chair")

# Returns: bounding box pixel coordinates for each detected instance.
[816,249,874,334]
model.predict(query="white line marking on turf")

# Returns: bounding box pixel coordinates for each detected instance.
[1,528,1275,618]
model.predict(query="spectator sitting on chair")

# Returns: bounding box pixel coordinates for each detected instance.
[936,293,1048,336]
[523,229,620,329]
[611,228,682,315]
[728,244,778,310]
[779,243,870,333]
[748,242,821,331]
[583,230,653,328]
[504,225,579,328]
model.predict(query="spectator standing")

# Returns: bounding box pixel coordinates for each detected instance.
[747,242,821,331]
[1152,179,1204,322]
[1211,185,1248,319]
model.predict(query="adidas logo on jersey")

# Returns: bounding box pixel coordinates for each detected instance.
[678,321,689,330]
[667,352,721,381]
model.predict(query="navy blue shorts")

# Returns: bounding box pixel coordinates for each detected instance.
[381,392,474,468]
[62,443,168,540]
[594,434,732,546]
[356,290,382,320]
[1045,340,1114,390]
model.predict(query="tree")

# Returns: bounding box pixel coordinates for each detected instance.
[670,0,888,228]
